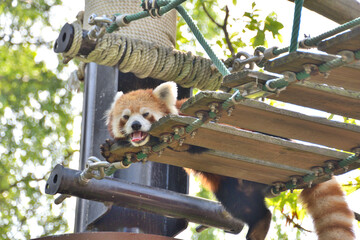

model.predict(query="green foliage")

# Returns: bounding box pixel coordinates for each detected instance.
[245,4,283,48]
[0,0,75,239]
[343,175,360,195]
[177,0,283,57]
[191,227,224,240]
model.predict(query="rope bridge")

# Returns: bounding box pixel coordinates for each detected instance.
[50,0,360,226]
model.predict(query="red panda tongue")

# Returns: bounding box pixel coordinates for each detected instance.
[131,132,146,142]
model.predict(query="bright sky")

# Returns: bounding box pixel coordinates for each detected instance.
[49,0,360,239]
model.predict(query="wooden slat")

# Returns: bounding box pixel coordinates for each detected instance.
[264,51,360,92]
[270,82,360,120]
[318,26,360,54]
[105,115,359,186]
[287,0,360,24]
[148,149,303,185]
[150,116,352,169]
[180,91,360,151]
[107,141,359,185]
[222,70,360,119]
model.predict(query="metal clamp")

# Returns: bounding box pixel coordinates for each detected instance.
[231,51,256,72]
[338,50,355,64]
[114,14,130,27]
[87,14,113,40]
[78,156,131,185]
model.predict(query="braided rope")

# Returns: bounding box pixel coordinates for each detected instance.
[69,30,223,90]
[289,0,304,52]
[63,21,83,59]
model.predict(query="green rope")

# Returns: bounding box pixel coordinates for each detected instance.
[338,154,360,168]
[304,16,360,47]
[318,57,348,73]
[263,78,289,91]
[289,0,304,52]
[271,154,359,194]
[175,5,230,76]
[107,0,186,32]
[272,16,360,56]
[107,0,229,77]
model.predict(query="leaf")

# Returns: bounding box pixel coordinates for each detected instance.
[250,30,265,47]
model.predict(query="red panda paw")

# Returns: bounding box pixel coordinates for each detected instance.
[246,209,271,240]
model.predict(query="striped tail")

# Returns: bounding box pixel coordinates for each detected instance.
[300,177,355,240]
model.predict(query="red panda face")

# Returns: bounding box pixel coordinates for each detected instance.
[106,82,178,147]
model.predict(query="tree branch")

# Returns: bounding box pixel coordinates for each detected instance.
[202,3,235,56]
[222,6,235,57]
[281,211,312,233]
[202,2,222,28]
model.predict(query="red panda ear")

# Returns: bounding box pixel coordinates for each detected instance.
[153,82,178,114]
[114,91,124,102]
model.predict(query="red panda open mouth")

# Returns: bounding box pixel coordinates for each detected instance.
[130,131,149,143]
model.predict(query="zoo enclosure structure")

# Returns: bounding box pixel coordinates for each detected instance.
[41,0,360,239]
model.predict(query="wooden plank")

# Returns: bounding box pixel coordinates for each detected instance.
[180,91,360,151]
[287,0,360,24]
[318,26,360,54]
[148,149,303,185]
[150,116,352,171]
[107,142,359,186]
[269,82,360,120]
[264,51,337,72]
[222,69,360,119]
[264,51,360,92]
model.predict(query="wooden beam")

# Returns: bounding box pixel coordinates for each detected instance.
[288,0,360,24]
[180,91,360,152]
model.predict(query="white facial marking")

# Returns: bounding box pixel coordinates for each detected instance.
[124,114,152,135]
[122,109,131,119]
[111,115,124,138]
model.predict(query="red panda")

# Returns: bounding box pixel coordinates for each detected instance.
[105,81,355,240]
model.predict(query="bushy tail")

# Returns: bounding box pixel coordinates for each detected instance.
[300,177,355,240]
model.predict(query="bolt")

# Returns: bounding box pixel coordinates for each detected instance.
[173,127,179,135]
[327,162,334,169]
[161,135,169,143]
[190,131,197,138]
[209,103,219,113]
[54,194,71,205]
[196,112,204,121]
[158,149,164,157]
[126,153,133,162]
[227,107,234,116]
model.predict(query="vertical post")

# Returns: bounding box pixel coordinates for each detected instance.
[74,63,190,236]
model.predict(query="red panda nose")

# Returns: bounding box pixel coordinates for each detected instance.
[131,121,142,131]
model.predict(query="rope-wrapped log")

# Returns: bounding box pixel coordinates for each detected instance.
[57,22,223,90]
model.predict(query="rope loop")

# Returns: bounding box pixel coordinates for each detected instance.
[142,0,162,18]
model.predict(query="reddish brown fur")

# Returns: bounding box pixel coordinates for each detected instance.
[184,168,222,192]
[108,88,175,139]
[111,89,172,119]
[300,177,355,240]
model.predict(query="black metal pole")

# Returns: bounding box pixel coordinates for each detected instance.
[46,164,244,234]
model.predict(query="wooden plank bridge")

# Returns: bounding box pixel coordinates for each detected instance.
[101,22,360,192]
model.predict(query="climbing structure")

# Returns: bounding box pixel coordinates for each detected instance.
[46,0,360,236]
[97,12,360,194]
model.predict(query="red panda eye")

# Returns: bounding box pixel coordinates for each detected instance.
[142,112,149,117]
[123,115,129,120]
